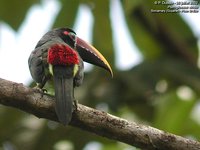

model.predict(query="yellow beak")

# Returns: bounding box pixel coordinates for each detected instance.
[76,37,113,77]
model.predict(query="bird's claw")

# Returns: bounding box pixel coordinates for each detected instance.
[41,88,48,93]
[33,84,47,93]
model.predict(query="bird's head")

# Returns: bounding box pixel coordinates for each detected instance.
[47,28,113,77]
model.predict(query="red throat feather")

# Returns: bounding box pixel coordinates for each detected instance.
[47,44,79,65]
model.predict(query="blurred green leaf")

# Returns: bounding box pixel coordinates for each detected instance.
[0,0,39,30]
[184,118,200,139]
[162,58,200,92]
[122,0,163,59]
[154,90,196,134]
[92,0,115,66]
[53,0,79,28]
[122,0,198,64]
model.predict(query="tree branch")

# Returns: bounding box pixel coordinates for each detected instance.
[0,78,199,150]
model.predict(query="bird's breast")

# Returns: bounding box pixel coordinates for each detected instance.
[47,44,79,66]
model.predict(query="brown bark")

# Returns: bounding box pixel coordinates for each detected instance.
[0,78,199,150]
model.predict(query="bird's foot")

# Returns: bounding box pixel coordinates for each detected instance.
[33,84,47,93]
[33,85,48,99]
[73,99,78,111]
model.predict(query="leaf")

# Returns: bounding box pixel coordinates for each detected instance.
[122,0,163,59]
[122,0,199,64]
[184,118,200,140]
[92,0,115,66]
[53,0,79,28]
[0,0,38,30]
[154,90,196,134]
[162,58,200,92]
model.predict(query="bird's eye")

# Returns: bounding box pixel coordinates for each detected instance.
[68,32,76,41]
[63,31,76,41]
[63,31,69,35]
[62,30,77,48]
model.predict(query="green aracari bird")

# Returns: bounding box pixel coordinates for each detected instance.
[28,28,113,125]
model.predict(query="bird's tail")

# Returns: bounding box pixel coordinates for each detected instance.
[53,66,73,125]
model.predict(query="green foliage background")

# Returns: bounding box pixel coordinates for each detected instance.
[0,0,200,149]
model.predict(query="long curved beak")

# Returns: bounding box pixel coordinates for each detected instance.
[76,37,113,77]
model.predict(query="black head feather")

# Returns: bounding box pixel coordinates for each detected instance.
[35,28,76,49]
